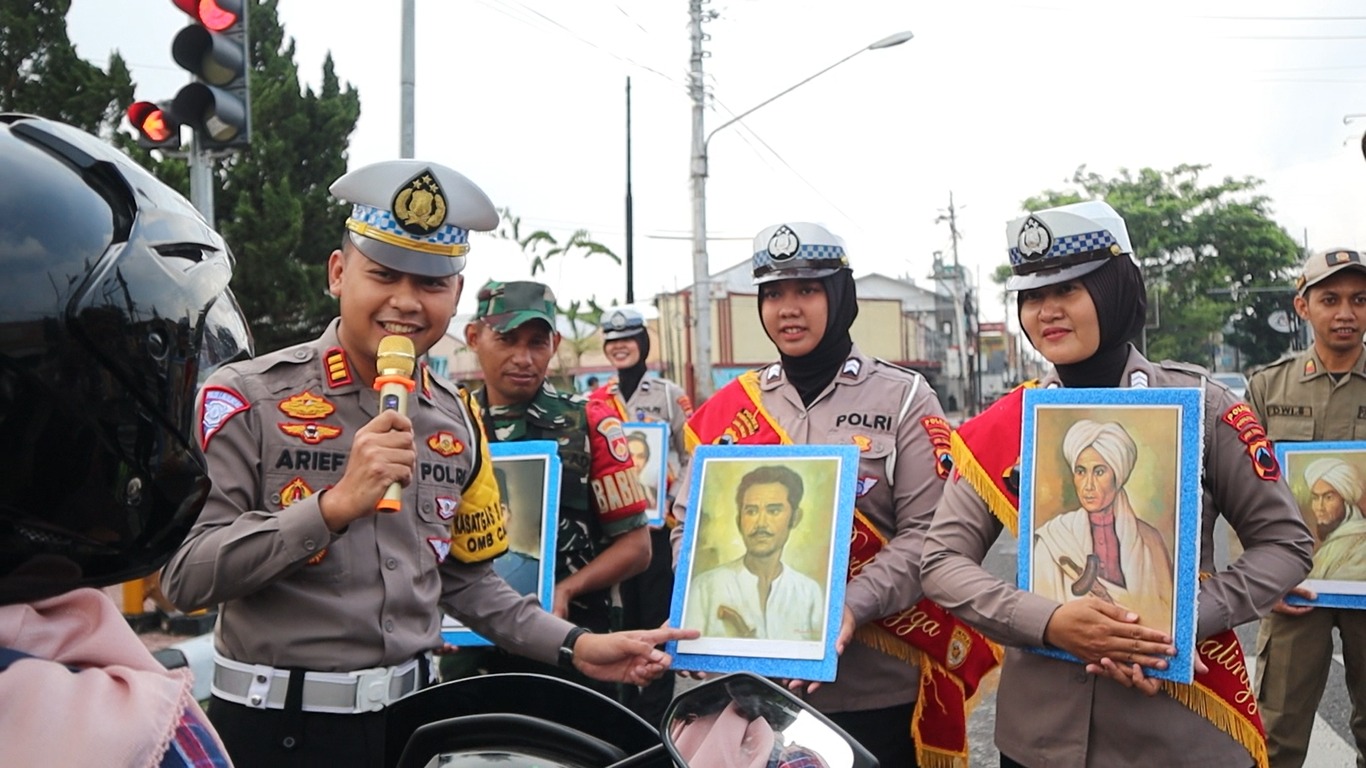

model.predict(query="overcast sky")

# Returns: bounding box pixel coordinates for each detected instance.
[68,0,1366,323]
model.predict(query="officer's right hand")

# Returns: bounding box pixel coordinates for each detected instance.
[1043,596,1175,671]
[1270,585,1316,616]
[320,410,416,531]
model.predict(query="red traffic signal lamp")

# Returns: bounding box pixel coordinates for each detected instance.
[170,0,250,150]
[127,101,182,150]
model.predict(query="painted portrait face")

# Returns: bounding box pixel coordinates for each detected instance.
[1310,478,1348,538]
[628,436,649,471]
[1073,446,1119,514]
[1019,280,1101,366]
[737,481,798,558]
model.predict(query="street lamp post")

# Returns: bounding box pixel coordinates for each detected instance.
[688,31,914,399]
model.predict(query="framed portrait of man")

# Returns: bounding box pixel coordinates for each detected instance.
[623,421,669,524]
[1018,387,1204,683]
[1275,441,1366,610]
[667,443,860,681]
[441,440,561,646]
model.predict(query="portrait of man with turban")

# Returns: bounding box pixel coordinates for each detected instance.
[1301,457,1366,583]
[1031,419,1176,636]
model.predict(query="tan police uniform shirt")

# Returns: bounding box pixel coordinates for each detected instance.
[1249,344,1366,446]
[162,320,572,672]
[618,376,693,490]
[922,347,1314,767]
[674,347,949,712]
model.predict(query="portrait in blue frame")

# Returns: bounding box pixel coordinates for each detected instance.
[1018,387,1204,683]
[441,440,561,646]
[1274,440,1366,610]
[623,421,670,525]
[667,443,860,682]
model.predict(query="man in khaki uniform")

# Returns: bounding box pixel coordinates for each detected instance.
[1250,247,1366,768]
[161,160,691,767]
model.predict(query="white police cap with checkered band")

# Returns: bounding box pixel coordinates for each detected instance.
[330,160,498,278]
[751,222,850,285]
[601,307,647,341]
[1005,200,1133,291]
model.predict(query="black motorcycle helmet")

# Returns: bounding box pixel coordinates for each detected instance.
[0,114,251,605]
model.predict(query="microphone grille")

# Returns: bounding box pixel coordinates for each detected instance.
[376,335,416,376]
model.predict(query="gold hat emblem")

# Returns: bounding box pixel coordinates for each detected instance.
[392,168,448,236]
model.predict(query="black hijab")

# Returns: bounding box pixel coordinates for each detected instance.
[761,269,859,406]
[611,330,650,402]
[1019,256,1147,388]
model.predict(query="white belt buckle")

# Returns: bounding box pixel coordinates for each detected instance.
[353,667,391,713]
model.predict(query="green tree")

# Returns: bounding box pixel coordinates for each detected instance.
[490,208,621,373]
[0,0,134,133]
[205,0,361,352]
[1021,165,1301,367]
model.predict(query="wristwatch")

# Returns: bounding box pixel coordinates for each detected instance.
[558,626,589,671]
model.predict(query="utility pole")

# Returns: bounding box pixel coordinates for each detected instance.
[935,192,975,415]
[688,0,713,399]
[400,0,415,158]
[625,77,635,303]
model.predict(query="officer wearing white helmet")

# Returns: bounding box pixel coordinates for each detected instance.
[922,200,1313,767]
[160,160,696,766]
[673,222,955,766]
[588,306,693,723]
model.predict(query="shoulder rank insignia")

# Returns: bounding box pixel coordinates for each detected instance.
[427,431,465,457]
[1304,358,1318,377]
[279,391,335,420]
[201,386,250,451]
[323,347,353,388]
[841,358,861,378]
[765,363,783,381]
[278,422,343,444]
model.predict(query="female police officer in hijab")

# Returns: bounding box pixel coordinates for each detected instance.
[922,200,1313,768]
[0,114,249,765]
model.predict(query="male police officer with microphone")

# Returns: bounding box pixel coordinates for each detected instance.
[161,160,694,767]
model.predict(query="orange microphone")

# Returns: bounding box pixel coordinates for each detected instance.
[374,335,416,512]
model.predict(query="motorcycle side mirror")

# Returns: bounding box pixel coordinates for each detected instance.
[660,673,878,768]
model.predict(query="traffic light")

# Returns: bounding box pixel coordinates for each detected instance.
[127,101,182,150]
[170,0,250,150]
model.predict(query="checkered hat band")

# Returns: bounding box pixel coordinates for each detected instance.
[1009,229,1118,268]
[350,203,470,246]
[752,244,847,275]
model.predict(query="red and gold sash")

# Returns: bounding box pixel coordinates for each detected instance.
[687,370,1001,768]
[952,386,1268,768]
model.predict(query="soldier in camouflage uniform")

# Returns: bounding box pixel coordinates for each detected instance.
[442,281,651,692]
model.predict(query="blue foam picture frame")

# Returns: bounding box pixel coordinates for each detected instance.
[1274,440,1366,610]
[623,421,671,525]
[1018,387,1204,683]
[667,443,860,682]
[441,440,561,646]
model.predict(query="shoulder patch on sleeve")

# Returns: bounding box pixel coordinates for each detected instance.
[200,386,250,451]
[597,416,630,462]
[1221,403,1281,481]
[920,415,954,478]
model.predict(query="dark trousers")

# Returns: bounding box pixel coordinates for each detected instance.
[209,696,387,768]
[827,701,919,768]
[619,526,676,726]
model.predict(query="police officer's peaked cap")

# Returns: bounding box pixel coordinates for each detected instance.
[331,160,498,278]
[1005,200,1134,291]
[601,307,647,340]
[1297,248,1366,296]
[751,222,850,285]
